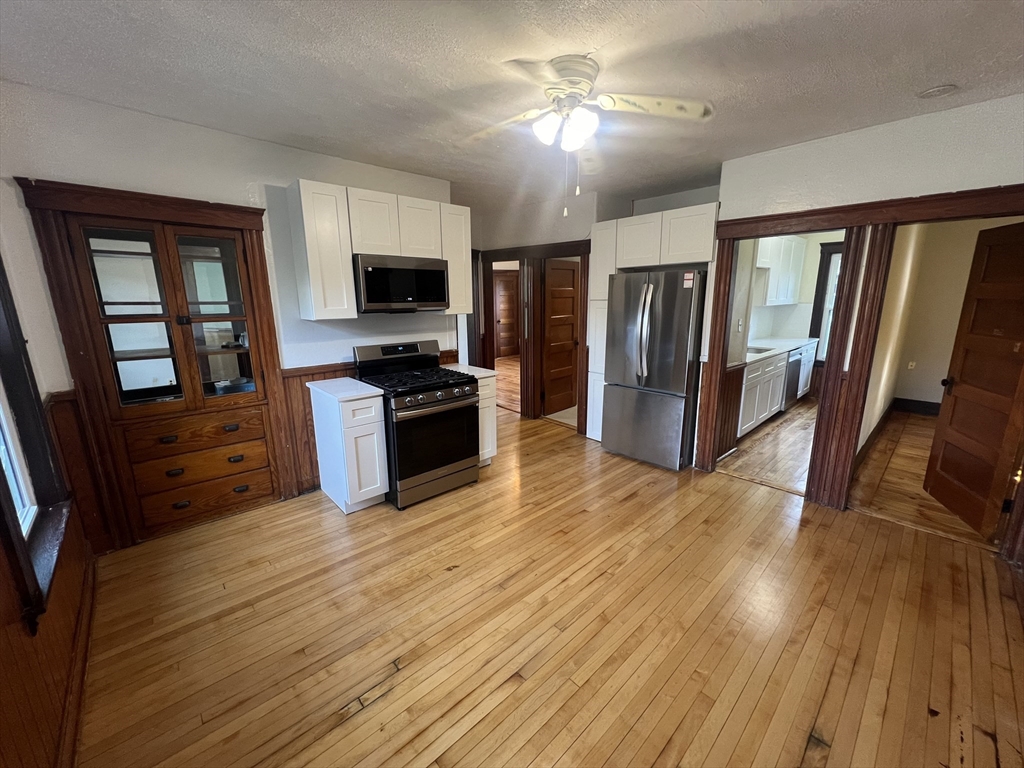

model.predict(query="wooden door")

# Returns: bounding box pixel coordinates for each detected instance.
[924,221,1024,538]
[493,271,520,358]
[542,259,580,415]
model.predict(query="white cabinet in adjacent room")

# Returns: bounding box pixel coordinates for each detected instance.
[737,352,789,437]
[441,203,473,315]
[752,235,806,306]
[348,188,402,256]
[589,220,617,300]
[660,202,718,265]
[586,373,604,441]
[397,196,442,259]
[587,300,608,375]
[479,397,497,463]
[616,212,662,268]
[287,179,358,320]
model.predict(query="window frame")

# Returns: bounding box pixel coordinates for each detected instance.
[0,249,72,635]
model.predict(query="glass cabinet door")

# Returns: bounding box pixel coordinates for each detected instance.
[166,228,262,405]
[74,222,191,416]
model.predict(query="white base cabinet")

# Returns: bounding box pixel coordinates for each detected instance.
[737,352,788,438]
[307,380,389,514]
[586,372,604,441]
[479,397,497,465]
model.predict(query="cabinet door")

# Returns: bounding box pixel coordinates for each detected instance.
[615,212,662,268]
[660,203,718,264]
[343,421,388,503]
[397,196,442,259]
[788,237,806,304]
[587,300,608,374]
[348,188,401,256]
[287,180,357,320]
[479,397,498,461]
[755,377,773,423]
[767,368,786,415]
[755,236,781,268]
[440,203,472,315]
[739,380,760,436]
[589,220,616,301]
[586,373,604,441]
[798,356,813,397]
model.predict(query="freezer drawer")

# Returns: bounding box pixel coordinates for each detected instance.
[600,385,691,471]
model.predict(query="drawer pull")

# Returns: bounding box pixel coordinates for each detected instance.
[172,500,191,510]
[228,454,244,463]
[165,468,185,477]
[233,484,249,493]
[159,435,178,444]
[223,423,240,433]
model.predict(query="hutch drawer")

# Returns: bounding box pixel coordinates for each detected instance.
[132,438,269,495]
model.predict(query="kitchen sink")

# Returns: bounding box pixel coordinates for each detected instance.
[747,346,773,354]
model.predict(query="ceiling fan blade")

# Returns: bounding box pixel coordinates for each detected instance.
[460,106,552,145]
[588,93,713,121]
[505,58,561,85]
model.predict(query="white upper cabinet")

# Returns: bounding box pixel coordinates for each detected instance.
[660,202,718,264]
[287,179,358,320]
[616,212,662,268]
[752,235,806,306]
[347,188,401,256]
[589,220,616,301]
[397,196,442,259]
[440,203,472,315]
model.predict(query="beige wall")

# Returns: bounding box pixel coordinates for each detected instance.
[894,215,1024,403]
[727,240,756,366]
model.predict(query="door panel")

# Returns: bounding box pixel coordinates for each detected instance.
[643,270,699,396]
[493,271,520,358]
[542,259,580,415]
[604,272,649,388]
[924,221,1024,538]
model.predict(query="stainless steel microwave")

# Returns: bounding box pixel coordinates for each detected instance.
[354,253,449,313]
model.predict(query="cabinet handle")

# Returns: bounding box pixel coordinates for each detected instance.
[165,468,185,477]
[159,435,178,444]
[228,454,244,463]
[172,500,191,510]
[233,484,249,493]
[223,424,240,433]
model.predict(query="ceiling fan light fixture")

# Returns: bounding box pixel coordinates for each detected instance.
[532,111,562,145]
[917,84,958,99]
[559,106,599,152]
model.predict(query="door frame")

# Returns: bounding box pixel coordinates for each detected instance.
[696,183,1024,517]
[478,240,590,431]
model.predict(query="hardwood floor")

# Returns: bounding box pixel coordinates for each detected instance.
[544,405,577,430]
[849,411,992,550]
[77,410,1024,768]
[717,398,817,496]
[495,355,520,413]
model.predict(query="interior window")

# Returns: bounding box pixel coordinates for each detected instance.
[0,380,36,534]
[817,253,842,360]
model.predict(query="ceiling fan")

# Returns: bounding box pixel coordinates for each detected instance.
[465,54,714,151]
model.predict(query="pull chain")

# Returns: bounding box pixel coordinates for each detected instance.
[563,150,569,218]
[575,152,581,196]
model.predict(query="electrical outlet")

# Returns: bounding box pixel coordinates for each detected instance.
[907,361,916,370]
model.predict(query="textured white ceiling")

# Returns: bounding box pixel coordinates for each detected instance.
[1,0,1022,210]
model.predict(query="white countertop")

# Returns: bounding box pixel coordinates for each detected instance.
[305,377,384,401]
[745,337,818,364]
[443,363,497,379]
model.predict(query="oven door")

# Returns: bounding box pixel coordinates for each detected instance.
[391,396,479,490]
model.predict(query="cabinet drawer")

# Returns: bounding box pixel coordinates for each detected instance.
[341,397,384,429]
[125,407,266,461]
[139,468,274,529]
[133,439,269,495]
[475,377,496,400]
[745,361,764,381]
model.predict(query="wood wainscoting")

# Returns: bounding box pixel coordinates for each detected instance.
[0,504,94,768]
[282,350,459,494]
[714,363,746,461]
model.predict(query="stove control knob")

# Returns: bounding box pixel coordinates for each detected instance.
[435,391,444,400]
[453,387,462,396]
[464,385,473,395]
[417,394,427,404]
[404,397,414,407]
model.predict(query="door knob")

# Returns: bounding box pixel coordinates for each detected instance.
[941,377,955,396]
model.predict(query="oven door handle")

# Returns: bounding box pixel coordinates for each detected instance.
[395,395,480,421]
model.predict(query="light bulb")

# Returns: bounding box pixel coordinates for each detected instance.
[559,106,599,152]
[563,206,568,218]
[532,112,562,146]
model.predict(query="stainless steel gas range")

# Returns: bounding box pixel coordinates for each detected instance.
[354,340,479,509]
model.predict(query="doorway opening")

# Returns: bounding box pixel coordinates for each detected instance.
[714,230,846,496]
[849,216,1024,547]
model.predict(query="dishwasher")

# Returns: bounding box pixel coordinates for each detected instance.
[782,349,802,411]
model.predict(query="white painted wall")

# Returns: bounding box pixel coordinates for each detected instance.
[470,191,598,251]
[0,81,456,393]
[894,216,1024,404]
[632,185,721,215]
[719,94,1024,220]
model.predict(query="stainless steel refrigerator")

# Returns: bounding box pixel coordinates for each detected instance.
[602,268,704,471]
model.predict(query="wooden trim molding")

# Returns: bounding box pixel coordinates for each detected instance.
[716,183,1024,240]
[1003,478,1024,572]
[55,558,94,768]
[695,238,736,471]
[16,177,266,231]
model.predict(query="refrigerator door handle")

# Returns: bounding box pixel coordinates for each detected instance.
[640,282,654,379]
[635,283,648,379]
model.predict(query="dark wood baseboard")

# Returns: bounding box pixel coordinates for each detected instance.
[892,397,941,416]
[854,403,895,474]
[56,557,94,768]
